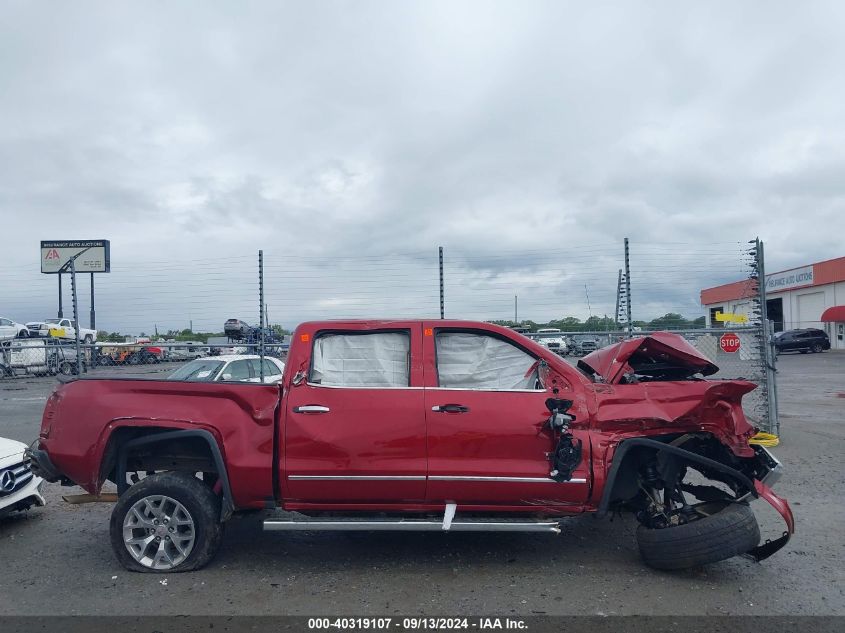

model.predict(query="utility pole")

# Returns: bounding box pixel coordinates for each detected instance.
[514,295,518,324]
[259,250,265,382]
[439,246,445,319]
[90,272,96,330]
[614,269,622,328]
[58,273,64,318]
[624,238,632,337]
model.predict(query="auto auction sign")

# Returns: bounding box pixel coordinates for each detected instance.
[719,332,741,353]
[40,240,111,273]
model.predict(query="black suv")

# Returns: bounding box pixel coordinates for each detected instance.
[773,328,831,354]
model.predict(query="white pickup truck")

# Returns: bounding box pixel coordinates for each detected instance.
[26,318,97,343]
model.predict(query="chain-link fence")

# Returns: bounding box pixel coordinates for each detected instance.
[1,239,779,434]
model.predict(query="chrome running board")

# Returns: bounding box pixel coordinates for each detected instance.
[263,503,560,533]
[262,518,561,533]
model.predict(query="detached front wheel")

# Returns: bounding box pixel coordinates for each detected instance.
[637,502,760,570]
[110,471,224,573]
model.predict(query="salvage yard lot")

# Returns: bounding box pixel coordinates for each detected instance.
[0,354,843,616]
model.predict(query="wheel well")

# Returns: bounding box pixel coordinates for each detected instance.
[100,426,217,484]
[597,433,756,515]
[100,426,234,521]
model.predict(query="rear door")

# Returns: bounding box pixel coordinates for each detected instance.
[422,326,590,507]
[284,325,427,503]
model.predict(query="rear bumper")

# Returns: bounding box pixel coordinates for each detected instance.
[25,442,63,483]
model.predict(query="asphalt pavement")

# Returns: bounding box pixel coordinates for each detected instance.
[0,353,843,616]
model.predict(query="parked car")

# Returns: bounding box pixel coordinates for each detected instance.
[568,335,599,356]
[535,328,569,356]
[29,321,793,573]
[0,339,50,376]
[167,355,285,383]
[773,328,831,354]
[162,342,207,362]
[1,437,45,517]
[224,319,251,340]
[0,317,29,340]
[27,318,97,343]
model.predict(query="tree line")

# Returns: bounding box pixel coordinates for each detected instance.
[489,313,706,333]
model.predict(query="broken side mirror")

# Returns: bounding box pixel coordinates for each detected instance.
[545,398,572,413]
[292,370,306,386]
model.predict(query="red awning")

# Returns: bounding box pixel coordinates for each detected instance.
[820,306,845,322]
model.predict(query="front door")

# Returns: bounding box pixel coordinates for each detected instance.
[284,326,427,503]
[423,327,590,507]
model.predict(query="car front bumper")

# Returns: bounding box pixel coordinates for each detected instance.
[0,469,45,516]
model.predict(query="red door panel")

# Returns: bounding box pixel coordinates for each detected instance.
[283,323,427,503]
[425,389,590,505]
[285,386,426,502]
[422,323,591,507]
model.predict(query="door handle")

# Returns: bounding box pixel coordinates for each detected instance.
[293,405,330,414]
[431,404,470,413]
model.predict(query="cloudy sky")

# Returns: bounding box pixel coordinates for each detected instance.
[1,1,843,333]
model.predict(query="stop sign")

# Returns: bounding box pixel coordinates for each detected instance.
[720,332,741,353]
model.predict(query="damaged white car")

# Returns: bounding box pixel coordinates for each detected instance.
[0,437,45,517]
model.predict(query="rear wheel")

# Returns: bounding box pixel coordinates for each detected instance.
[17,329,28,338]
[58,361,75,376]
[110,471,223,573]
[811,343,823,353]
[84,335,93,344]
[637,502,760,570]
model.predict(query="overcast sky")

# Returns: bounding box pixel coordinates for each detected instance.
[1,1,844,333]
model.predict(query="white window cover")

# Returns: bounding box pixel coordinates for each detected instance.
[436,332,539,390]
[311,332,410,387]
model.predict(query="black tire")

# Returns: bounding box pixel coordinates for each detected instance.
[58,361,75,376]
[800,350,808,354]
[636,502,760,571]
[811,343,823,353]
[17,329,28,338]
[110,471,224,573]
[84,335,93,344]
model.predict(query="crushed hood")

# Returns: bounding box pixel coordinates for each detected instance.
[578,332,719,384]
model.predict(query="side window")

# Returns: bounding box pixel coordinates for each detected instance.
[311,331,410,387]
[0,319,10,326]
[223,359,252,381]
[262,359,280,376]
[435,331,541,390]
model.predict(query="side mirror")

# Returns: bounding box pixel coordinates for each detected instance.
[221,373,233,381]
[544,398,573,413]
[292,370,306,386]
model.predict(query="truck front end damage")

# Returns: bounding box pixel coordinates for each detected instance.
[586,332,794,567]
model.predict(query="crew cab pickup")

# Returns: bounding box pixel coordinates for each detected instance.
[29,320,794,573]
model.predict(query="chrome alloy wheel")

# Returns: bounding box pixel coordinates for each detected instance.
[122,494,196,570]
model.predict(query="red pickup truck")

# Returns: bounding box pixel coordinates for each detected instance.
[28,320,793,573]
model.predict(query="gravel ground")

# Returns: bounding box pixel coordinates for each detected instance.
[0,353,843,616]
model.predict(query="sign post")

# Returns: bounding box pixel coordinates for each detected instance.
[719,332,741,354]
[41,240,110,340]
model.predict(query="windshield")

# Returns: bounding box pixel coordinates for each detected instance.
[168,359,224,381]
[46,319,61,324]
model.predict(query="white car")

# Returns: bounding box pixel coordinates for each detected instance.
[0,317,29,340]
[535,328,569,356]
[167,355,285,384]
[26,318,97,343]
[0,437,45,517]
